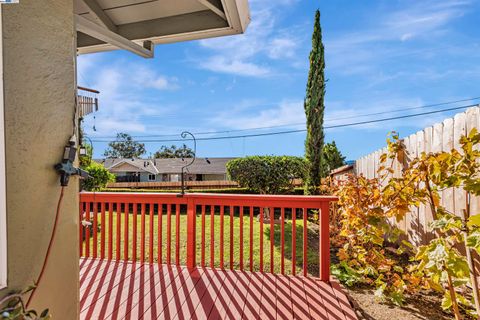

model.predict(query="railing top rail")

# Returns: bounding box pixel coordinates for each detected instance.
[79,191,337,202]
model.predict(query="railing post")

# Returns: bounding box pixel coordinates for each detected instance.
[186,196,196,269]
[319,201,330,282]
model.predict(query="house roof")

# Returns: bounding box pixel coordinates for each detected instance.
[329,164,355,176]
[74,0,250,57]
[97,157,236,175]
[104,159,159,174]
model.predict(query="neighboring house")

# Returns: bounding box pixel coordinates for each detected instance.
[98,157,236,182]
[329,162,355,182]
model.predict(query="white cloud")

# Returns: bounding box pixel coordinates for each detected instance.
[201,56,270,77]
[267,37,297,59]
[197,1,302,77]
[133,65,179,90]
[326,0,473,76]
[77,59,176,137]
[211,100,305,129]
[322,96,469,133]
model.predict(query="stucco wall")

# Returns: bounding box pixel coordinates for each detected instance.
[1,1,78,319]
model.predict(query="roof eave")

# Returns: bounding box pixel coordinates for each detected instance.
[77,0,250,55]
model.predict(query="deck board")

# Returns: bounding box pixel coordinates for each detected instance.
[80,258,357,320]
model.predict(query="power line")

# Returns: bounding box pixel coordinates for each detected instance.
[88,96,480,139]
[90,103,477,143]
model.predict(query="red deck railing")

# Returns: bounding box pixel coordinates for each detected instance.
[79,192,336,281]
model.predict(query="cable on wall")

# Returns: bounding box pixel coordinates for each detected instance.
[26,186,65,308]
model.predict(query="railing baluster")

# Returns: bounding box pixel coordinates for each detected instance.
[303,207,307,276]
[260,207,264,273]
[141,203,146,262]
[220,205,224,269]
[249,206,254,272]
[186,197,196,269]
[79,201,84,257]
[230,205,234,270]
[201,205,206,267]
[167,204,171,265]
[157,203,162,264]
[124,202,129,261]
[292,207,296,276]
[100,202,106,259]
[175,204,180,265]
[116,203,121,261]
[281,207,285,275]
[85,202,90,257]
[270,207,274,273]
[150,203,154,264]
[239,206,244,271]
[210,205,215,268]
[133,203,137,262]
[93,202,98,258]
[108,202,113,260]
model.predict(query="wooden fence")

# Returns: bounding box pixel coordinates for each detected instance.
[106,179,304,190]
[355,106,480,246]
[107,180,240,190]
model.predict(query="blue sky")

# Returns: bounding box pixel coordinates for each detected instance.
[78,0,480,160]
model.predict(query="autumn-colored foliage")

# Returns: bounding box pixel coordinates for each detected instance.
[333,173,422,305]
[333,129,480,319]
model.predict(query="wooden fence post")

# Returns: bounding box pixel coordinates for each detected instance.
[186,196,196,269]
[319,201,330,282]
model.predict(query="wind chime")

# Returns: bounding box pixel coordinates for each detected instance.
[77,86,99,131]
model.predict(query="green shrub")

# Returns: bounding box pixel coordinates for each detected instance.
[226,156,306,194]
[81,161,115,191]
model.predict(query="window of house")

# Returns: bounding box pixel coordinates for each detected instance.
[0,7,7,289]
[148,174,156,181]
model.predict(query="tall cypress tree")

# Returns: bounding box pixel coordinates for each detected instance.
[304,9,325,195]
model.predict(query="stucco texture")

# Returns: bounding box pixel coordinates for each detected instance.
[1,1,79,319]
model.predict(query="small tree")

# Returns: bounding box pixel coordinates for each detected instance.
[81,161,115,191]
[104,133,146,159]
[154,144,194,158]
[304,9,326,195]
[322,141,346,177]
[226,156,306,194]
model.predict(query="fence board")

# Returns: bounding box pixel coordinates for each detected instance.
[406,134,421,245]
[466,108,480,216]
[423,125,434,242]
[442,118,455,215]
[454,113,467,218]
[416,130,427,244]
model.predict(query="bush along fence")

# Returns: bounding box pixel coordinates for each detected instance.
[355,106,480,247]
[337,105,480,318]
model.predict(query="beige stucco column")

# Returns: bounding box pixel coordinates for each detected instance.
[1,1,79,318]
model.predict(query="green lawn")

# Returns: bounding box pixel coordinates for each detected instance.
[84,209,320,276]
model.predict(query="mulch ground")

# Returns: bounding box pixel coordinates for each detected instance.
[344,285,453,320]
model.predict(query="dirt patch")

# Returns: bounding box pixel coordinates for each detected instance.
[344,285,453,320]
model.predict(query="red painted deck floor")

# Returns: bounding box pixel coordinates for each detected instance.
[80,258,357,320]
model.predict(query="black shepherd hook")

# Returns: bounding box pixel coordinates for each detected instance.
[178,131,196,197]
